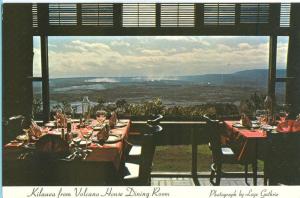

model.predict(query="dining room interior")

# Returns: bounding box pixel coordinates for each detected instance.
[2,2,300,186]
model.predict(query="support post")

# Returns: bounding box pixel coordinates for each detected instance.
[156,3,161,28]
[41,36,50,122]
[113,4,122,28]
[268,35,277,113]
[195,3,203,31]
[191,127,199,185]
[286,4,300,113]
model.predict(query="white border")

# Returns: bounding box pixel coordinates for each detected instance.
[1,1,300,198]
[2,0,300,3]
[3,186,300,198]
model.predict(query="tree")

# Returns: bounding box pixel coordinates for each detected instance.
[32,97,42,118]
[239,92,266,116]
[116,99,127,109]
[62,101,72,115]
[97,97,106,108]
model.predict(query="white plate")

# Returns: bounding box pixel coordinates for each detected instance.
[232,123,246,128]
[92,134,122,144]
[233,123,260,129]
[106,135,122,143]
[50,130,62,135]
[79,140,92,146]
[115,122,127,127]
[16,134,28,141]
[261,125,277,131]
[252,124,260,128]
[45,122,55,127]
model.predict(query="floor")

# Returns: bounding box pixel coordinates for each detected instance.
[151,177,264,186]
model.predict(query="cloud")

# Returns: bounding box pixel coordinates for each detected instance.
[39,36,289,78]
[110,40,130,47]
[33,48,41,76]
[141,49,165,56]
[238,43,252,50]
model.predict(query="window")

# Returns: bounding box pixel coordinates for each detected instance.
[123,4,156,27]
[276,36,289,105]
[204,4,235,25]
[47,36,271,172]
[49,4,77,26]
[280,3,291,28]
[82,4,114,26]
[240,4,270,24]
[32,3,38,28]
[161,4,195,27]
[33,37,42,77]
[32,36,43,119]
[32,81,43,119]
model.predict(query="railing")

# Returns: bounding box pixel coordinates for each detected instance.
[131,120,264,185]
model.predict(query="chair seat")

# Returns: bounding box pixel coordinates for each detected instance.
[129,145,142,156]
[221,147,238,163]
[124,163,140,180]
[221,147,234,155]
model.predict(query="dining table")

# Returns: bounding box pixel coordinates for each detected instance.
[3,119,131,186]
[223,120,267,186]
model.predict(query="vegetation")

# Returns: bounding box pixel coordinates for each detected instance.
[239,92,266,116]
[89,97,239,120]
[32,97,42,119]
[33,92,270,121]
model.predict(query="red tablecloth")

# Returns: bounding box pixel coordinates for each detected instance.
[224,121,266,162]
[224,121,267,139]
[4,119,131,170]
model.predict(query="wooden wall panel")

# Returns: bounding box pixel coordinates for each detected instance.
[2,4,33,118]
[286,4,300,113]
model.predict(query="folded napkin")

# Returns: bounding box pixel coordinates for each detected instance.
[54,112,67,128]
[29,120,43,138]
[35,134,69,159]
[96,124,110,142]
[109,112,118,128]
[5,142,23,148]
[240,114,252,128]
[276,120,300,133]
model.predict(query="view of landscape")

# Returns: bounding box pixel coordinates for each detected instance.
[33,36,288,119]
[32,36,288,172]
[32,69,286,117]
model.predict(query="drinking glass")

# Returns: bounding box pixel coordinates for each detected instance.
[279,111,287,122]
[22,128,30,145]
[81,129,93,153]
[71,132,80,150]
[278,104,291,122]
[255,110,267,124]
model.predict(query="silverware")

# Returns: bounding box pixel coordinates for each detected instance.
[18,152,29,160]
[17,153,24,160]
[66,153,75,160]
[22,152,29,159]
[82,153,88,160]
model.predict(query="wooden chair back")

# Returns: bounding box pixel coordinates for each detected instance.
[139,133,155,185]
[203,115,223,161]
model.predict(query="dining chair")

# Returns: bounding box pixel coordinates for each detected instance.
[125,114,163,162]
[3,115,25,145]
[203,115,253,186]
[123,133,155,185]
[264,132,300,185]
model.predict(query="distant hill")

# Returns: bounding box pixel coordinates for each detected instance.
[179,69,286,87]
[42,69,286,90]
[32,68,286,107]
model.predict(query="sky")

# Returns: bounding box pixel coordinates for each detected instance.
[33,36,289,78]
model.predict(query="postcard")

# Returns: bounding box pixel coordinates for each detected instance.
[1,0,300,198]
